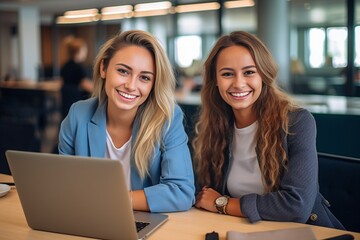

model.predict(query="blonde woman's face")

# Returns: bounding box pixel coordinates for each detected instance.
[101,45,155,116]
[216,45,262,119]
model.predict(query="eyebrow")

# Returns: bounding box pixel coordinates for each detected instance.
[115,63,155,75]
[219,65,256,72]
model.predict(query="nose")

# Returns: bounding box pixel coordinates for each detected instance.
[233,74,246,88]
[124,76,137,91]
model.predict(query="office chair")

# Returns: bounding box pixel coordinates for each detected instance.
[318,152,360,232]
[0,120,41,175]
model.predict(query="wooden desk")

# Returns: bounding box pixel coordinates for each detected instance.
[1,174,359,240]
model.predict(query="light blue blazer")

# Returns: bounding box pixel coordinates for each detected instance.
[58,97,195,212]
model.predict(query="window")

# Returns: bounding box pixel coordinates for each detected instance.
[356,26,360,66]
[308,28,325,68]
[308,26,360,68]
[175,35,202,68]
[327,27,347,68]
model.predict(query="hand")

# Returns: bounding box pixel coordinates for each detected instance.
[195,187,221,213]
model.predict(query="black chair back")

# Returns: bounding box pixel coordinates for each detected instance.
[0,120,41,175]
[318,152,360,232]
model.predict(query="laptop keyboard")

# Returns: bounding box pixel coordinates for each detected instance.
[135,221,150,232]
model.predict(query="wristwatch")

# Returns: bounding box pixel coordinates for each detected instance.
[215,195,229,214]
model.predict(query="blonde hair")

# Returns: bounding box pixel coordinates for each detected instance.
[63,36,87,60]
[193,31,298,192]
[92,30,176,179]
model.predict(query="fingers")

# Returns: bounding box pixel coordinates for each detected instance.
[195,187,221,212]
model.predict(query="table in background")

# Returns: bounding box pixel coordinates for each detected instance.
[1,174,359,240]
[0,79,62,92]
[0,79,62,129]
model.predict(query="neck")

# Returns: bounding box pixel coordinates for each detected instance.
[106,106,137,148]
[233,108,257,128]
[106,105,137,130]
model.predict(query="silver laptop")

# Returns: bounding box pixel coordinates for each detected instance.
[6,150,168,240]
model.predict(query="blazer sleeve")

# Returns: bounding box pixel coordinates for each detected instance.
[143,105,196,212]
[240,109,318,223]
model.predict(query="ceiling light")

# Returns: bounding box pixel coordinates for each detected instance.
[134,1,172,12]
[175,2,220,13]
[101,5,133,20]
[224,0,254,9]
[101,5,133,15]
[63,8,99,18]
[134,9,169,18]
[56,16,99,24]
[101,13,134,21]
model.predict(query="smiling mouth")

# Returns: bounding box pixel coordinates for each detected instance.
[117,90,138,99]
[230,91,251,97]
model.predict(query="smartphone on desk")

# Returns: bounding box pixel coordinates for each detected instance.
[205,231,219,240]
[324,234,354,240]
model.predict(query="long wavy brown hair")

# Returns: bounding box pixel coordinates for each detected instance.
[192,31,298,193]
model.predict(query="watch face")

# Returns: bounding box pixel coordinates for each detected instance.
[216,196,228,207]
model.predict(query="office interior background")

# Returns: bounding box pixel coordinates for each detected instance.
[1,0,360,232]
[0,1,359,151]
[0,0,360,158]
[0,0,359,96]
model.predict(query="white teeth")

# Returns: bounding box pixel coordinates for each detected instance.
[118,91,137,99]
[231,91,250,97]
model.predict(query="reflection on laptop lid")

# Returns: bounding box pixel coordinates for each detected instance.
[6,150,168,240]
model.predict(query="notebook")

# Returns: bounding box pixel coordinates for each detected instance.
[227,227,316,240]
[6,150,168,240]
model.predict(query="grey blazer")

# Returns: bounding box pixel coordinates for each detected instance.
[224,109,345,230]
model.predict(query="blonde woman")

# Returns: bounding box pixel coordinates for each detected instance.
[193,31,344,229]
[59,30,195,212]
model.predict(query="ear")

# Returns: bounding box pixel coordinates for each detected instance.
[100,60,106,79]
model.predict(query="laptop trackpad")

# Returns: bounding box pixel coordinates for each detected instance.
[134,211,168,239]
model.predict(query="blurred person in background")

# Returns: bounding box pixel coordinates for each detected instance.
[60,36,93,119]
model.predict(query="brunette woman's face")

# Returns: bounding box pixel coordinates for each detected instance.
[101,45,155,115]
[216,45,262,118]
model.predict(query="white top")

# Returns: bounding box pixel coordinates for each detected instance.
[105,131,132,190]
[227,121,263,198]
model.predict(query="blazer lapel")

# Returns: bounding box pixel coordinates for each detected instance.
[88,101,107,157]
